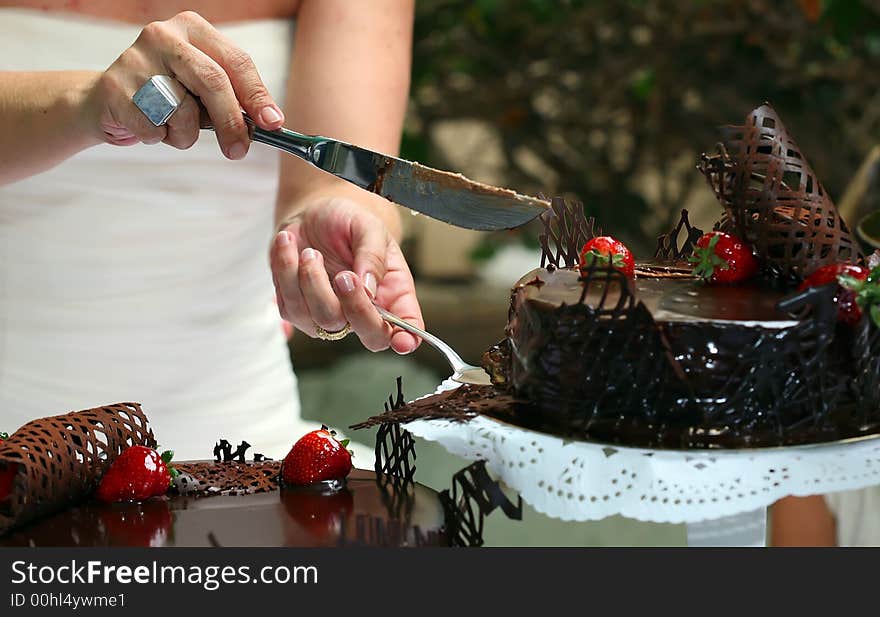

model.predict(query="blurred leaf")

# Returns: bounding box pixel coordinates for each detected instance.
[630,67,655,101]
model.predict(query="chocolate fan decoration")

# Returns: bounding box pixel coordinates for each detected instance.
[699,103,864,280]
[0,403,155,535]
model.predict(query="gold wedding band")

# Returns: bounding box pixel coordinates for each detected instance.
[315,322,351,341]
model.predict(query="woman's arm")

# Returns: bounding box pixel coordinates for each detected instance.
[270,0,422,354]
[769,495,837,546]
[275,0,413,238]
[0,71,102,185]
[0,12,285,187]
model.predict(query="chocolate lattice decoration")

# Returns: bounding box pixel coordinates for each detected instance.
[540,197,601,269]
[0,403,155,535]
[351,376,481,429]
[172,461,281,496]
[654,209,705,261]
[440,461,523,548]
[372,378,417,487]
[699,103,863,280]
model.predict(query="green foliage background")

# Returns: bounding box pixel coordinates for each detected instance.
[403,0,880,257]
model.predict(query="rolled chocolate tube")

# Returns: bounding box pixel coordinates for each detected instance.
[0,403,155,535]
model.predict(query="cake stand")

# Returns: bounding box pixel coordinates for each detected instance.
[404,379,880,546]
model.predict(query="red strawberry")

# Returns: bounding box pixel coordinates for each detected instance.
[281,486,354,543]
[99,499,173,547]
[0,433,17,503]
[96,446,176,503]
[689,232,759,284]
[579,236,635,278]
[281,426,353,486]
[799,263,873,326]
[0,463,17,503]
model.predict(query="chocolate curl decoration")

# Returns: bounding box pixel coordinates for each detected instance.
[0,403,155,535]
[654,209,705,262]
[440,461,522,548]
[699,103,863,280]
[540,197,601,269]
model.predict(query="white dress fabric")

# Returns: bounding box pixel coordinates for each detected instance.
[824,488,880,547]
[0,9,319,460]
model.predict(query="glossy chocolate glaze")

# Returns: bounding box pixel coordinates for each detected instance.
[488,264,880,448]
[0,469,447,547]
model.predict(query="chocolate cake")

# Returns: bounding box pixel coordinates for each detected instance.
[357,104,880,449]
[0,468,446,547]
[0,403,447,547]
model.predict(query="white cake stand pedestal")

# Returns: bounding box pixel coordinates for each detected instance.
[405,380,880,547]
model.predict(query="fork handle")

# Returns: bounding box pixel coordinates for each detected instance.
[373,305,470,373]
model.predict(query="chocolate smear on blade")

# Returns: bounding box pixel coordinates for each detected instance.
[698,103,863,280]
[0,403,155,535]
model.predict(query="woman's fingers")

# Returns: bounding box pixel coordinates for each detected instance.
[162,92,200,149]
[171,12,284,130]
[334,271,393,351]
[157,41,249,159]
[270,231,310,333]
[105,11,283,157]
[298,248,347,333]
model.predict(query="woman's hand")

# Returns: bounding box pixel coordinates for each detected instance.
[87,11,284,158]
[270,197,423,354]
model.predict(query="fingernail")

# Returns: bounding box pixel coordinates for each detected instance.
[336,272,355,294]
[276,231,290,247]
[260,105,283,125]
[228,141,247,160]
[301,248,316,264]
[364,273,378,299]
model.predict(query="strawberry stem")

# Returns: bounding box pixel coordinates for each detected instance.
[0,432,7,440]
[583,248,625,269]
[689,234,730,282]
[840,265,880,328]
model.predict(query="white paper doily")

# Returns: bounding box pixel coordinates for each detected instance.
[405,379,880,524]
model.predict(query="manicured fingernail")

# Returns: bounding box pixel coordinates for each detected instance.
[364,273,378,299]
[228,141,247,160]
[276,231,290,247]
[260,105,283,125]
[301,248,316,264]
[336,272,355,294]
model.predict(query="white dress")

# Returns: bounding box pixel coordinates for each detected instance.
[0,9,317,460]
[824,488,880,547]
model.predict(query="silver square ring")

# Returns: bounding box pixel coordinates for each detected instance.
[132,75,188,127]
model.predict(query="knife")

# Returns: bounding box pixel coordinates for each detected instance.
[202,113,550,231]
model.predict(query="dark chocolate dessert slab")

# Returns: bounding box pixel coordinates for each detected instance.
[0,469,446,547]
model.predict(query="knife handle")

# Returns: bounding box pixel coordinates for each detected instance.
[199,110,325,164]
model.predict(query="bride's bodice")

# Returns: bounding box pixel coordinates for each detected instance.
[0,9,303,458]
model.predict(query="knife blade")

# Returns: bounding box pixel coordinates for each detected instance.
[202,113,550,231]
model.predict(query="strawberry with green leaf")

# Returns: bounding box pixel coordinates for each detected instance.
[838,264,880,328]
[281,426,353,486]
[96,446,178,503]
[689,232,759,284]
[579,236,635,278]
